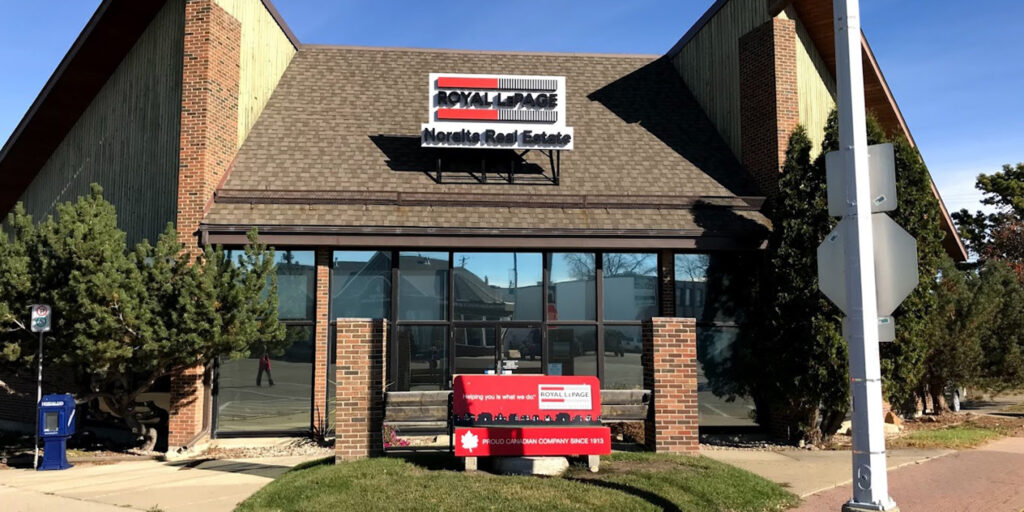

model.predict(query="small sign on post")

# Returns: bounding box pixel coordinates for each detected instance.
[31,304,51,333]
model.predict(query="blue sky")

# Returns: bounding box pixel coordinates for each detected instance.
[1,1,1021,217]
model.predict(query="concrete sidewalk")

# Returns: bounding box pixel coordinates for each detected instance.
[701,445,953,497]
[793,436,1024,512]
[0,455,321,512]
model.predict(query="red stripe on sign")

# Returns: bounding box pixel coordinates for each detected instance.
[540,386,564,391]
[541,398,565,402]
[437,108,498,121]
[437,77,498,89]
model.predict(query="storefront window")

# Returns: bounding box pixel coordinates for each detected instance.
[398,252,449,320]
[395,325,448,390]
[454,327,496,375]
[674,252,757,426]
[602,253,658,321]
[332,251,391,320]
[604,325,643,389]
[548,325,597,377]
[453,252,542,321]
[216,325,314,433]
[501,327,542,374]
[275,250,316,321]
[548,253,596,321]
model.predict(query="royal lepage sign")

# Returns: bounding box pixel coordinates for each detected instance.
[422,73,574,150]
[452,375,610,457]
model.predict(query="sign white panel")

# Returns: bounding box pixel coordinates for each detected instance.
[30,304,51,333]
[825,143,897,217]
[817,213,919,316]
[538,384,592,410]
[422,73,574,150]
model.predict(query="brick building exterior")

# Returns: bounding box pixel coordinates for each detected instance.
[0,0,966,457]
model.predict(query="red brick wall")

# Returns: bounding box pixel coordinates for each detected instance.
[334,319,387,461]
[168,0,241,449]
[643,317,699,453]
[739,17,798,199]
[313,248,331,431]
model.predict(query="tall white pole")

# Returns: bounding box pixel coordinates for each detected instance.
[832,0,897,510]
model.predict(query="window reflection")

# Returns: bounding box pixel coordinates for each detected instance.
[453,253,542,321]
[216,326,314,432]
[501,327,542,374]
[274,250,316,321]
[548,253,596,321]
[602,253,658,321]
[332,251,391,319]
[455,327,496,375]
[395,325,448,391]
[398,252,449,320]
[548,325,597,377]
[604,325,643,389]
[696,326,756,426]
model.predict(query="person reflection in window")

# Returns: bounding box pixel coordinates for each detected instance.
[257,351,275,387]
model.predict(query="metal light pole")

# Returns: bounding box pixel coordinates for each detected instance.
[832,0,897,510]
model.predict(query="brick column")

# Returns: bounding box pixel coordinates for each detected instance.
[313,248,331,431]
[335,319,387,461]
[642,317,698,453]
[168,0,241,449]
[739,17,798,199]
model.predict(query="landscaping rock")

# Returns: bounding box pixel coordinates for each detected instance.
[493,456,569,476]
[885,411,903,426]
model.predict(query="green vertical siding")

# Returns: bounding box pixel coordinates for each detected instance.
[671,0,772,159]
[782,7,837,157]
[17,0,185,246]
[213,0,297,147]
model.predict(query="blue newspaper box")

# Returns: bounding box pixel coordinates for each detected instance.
[38,393,75,471]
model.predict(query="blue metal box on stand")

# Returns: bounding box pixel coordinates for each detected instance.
[38,393,75,471]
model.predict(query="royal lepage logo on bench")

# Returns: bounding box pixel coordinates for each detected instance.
[538,384,592,410]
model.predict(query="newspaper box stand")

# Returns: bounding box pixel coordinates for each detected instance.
[451,375,611,471]
[38,393,76,471]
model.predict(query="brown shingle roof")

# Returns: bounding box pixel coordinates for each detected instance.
[204,45,767,241]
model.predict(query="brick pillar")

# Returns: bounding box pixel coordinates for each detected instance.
[642,317,698,453]
[168,0,241,449]
[739,17,798,198]
[335,319,387,461]
[313,248,331,431]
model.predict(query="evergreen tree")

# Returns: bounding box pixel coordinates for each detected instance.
[0,185,286,450]
[758,124,847,443]
[974,261,1024,392]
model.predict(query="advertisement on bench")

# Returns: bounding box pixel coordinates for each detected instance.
[452,375,603,426]
[454,426,611,457]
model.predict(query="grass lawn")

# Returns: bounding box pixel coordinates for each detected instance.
[889,420,1019,450]
[236,452,798,512]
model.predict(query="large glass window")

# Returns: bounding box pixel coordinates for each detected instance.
[398,252,449,320]
[395,325,448,390]
[217,250,315,435]
[602,253,658,321]
[216,325,314,433]
[675,253,757,426]
[454,327,496,375]
[548,325,597,377]
[548,253,596,321]
[276,250,316,320]
[332,251,391,320]
[453,252,542,321]
[604,325,643,389]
